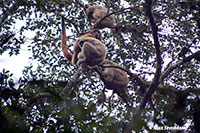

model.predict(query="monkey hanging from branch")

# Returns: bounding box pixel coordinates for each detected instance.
[60,7,129,105]
[60,13,106,68]
[72,36,106,67]
[61,3,115,65]
[97,60,130,105]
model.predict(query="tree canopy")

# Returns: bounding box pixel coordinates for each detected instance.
[0,0,200,132]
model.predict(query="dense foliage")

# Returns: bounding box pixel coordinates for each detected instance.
[0,0,200,132]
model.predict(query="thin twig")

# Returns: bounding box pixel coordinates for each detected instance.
[160,51,200,82]
[99,64,131,75]
[74,0,84,8]
[92,6,136,29]
[66,18,80,35]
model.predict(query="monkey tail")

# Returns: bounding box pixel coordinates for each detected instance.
[61,14,73,62]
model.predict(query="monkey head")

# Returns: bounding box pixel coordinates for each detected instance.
[84,4,115,29]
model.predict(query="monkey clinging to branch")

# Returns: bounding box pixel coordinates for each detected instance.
[84,4,115,29]
[61,14,106,67]
[72,36,106,67]
[98,60,129,104]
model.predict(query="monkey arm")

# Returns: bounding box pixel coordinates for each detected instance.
[72,39,83,65]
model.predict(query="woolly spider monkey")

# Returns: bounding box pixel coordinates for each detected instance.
[84,4,115,29]
[60,14,106,67]
[97,60,130,105]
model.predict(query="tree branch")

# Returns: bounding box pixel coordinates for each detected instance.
[60,67,83,100]
[160,51,200,82]
[59,66,84,112]
[0,0,21,26]
[0,107,9,131]
[0,33,15,47]
[137,0,162,114]
[92,6,138,29]
[74,0,84,8]
[66,19,80,35]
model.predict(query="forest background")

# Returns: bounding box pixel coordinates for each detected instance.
[0,0,200,132]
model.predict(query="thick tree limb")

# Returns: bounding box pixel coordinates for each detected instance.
[136,0,199,115]
[137,0,162,114]
[59,66,84,112]
[61,67,83,100]
[160,51,200,82]
[74,0,84,8]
